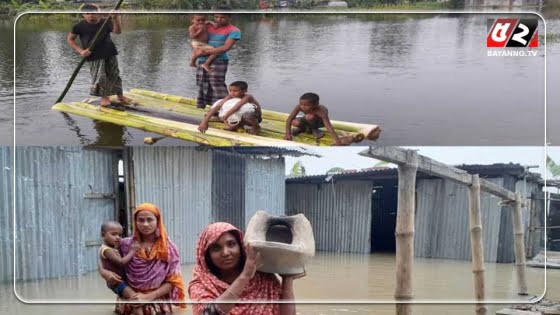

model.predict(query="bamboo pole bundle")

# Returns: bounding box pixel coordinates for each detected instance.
[52,102,310,146]
[468,174,486,315]
[116,93,350,145]
[128,89,381,141]
[512,192,528,295]
[395,150,418,315]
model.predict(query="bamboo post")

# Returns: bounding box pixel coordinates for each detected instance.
[395,150,418,315]
[526,193,537,258]
[468,174,486,315]
[512,192,528,295]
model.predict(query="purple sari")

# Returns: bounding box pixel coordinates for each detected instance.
[115,236,185,315]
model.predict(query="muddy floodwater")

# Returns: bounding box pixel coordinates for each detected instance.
[3,252,559,314]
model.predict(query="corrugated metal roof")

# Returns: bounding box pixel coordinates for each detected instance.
[547,180,560,188]
[456,163,542,181]
[287,163,543,184]
[287,167,397,183]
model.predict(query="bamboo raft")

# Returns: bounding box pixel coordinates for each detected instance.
[52,89,381,146]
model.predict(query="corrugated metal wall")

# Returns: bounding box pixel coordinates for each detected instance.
[0,147,13,283]
[131,147,213,264]
[496,175,517,263]
[212,151,245,230]
[131,148,286,263]
[286,181,373,254]
[244,157,286,229]
[549,193,560,251]
[494,176,539,262]
[12,147,117,281]
[414,178,504,263]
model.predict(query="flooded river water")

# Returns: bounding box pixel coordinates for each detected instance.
[1,11,556,146]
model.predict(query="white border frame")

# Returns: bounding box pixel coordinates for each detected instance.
[12,9,548,304]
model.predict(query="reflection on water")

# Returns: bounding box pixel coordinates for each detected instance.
[3,13,553,146]
[8,252,556,303]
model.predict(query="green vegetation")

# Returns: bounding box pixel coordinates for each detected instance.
[326,167,345,174]
[346,0,455,10]
[290,161,306,177]
[1,0,77,15]
[544,0,560,9]
[538,32,560,44]
[548,156,560,178]
[1,0,258,15]
[1,0,460,16]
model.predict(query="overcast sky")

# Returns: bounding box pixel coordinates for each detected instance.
[284,146,560,180]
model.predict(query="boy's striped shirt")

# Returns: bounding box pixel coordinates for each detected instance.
[198,24,241,62]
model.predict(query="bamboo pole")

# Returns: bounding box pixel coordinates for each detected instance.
[52,102,311,146]
[55,0,125,103]
[122,92,365,144]
[127,89,381,140]
[395,150,418,315]
[512,192,528,295]
[468,174,486,315]
[526,193,537,258]
[118,93,351,145]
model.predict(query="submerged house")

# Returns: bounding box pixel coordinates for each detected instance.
[286,163,546,263]
[0,146,313,282]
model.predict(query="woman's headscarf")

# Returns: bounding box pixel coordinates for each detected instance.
[120,203,186,307]
[188,222,282,315]
[133,203,171,262]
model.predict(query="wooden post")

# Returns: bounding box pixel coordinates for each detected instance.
[395,150,418,315]
[123,147,136,236]
[526,192,538,258]
[468,175,486,315]
[512,192,528,295]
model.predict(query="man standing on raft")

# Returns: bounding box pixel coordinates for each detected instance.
[194,6,241,111]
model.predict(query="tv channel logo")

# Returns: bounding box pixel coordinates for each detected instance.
[487,18,538,48]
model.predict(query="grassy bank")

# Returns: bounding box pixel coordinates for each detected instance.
[351,1,453,10]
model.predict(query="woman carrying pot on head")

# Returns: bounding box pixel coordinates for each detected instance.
[188,222,305,315]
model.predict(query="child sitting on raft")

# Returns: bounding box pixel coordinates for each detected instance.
[98,221,142,315]
[198,81,262,135]
[284,92,350,146]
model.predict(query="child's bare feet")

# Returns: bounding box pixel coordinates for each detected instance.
[201,63,212,73]
[223,124,239,131]
[336,136,354,146]
[247,125,261,135]
[100,97,111,107]
[291,127,304,137]
[311,128,324,139]
[208,115,221,122]
[117,95,134,105]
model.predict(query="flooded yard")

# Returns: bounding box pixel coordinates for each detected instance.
[3,252,558,314]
